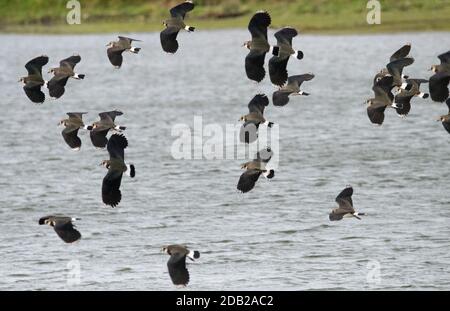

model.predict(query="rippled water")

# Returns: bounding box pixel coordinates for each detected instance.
[1,30,450,290]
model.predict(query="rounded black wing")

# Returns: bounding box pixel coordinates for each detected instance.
[102,170,123,207]
[170,1,195,19]
[248,11,271,40]
[107,134,128,160]
[237,170,262,193]
[167,253,189,286]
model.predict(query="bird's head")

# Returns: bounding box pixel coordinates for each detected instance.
[106,41,114,48]
[161,246,170,255]
[239,115,246,121]
[18,77,25,83]
[100,160,110,169]
[44,219,56,227]
[242,41,251,49]
[365,99,372,105]
[58,119,66,126]
[48,68,56,74]
[429,65,438,73]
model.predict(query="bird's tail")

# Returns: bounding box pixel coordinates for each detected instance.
[126,164,135,178]
[187,250,200,261]
[391,102,403,109]
[353,212,364,220]
[263,169,275,179]
[83,125,93,131]
[184,26,195,32]
[130,47,141,54]
[73,73,85,80]
[114,125,126,131]
[400,82,413,91]
[292,50,304,60]
[263,120,274,128]
[417,92,429,99]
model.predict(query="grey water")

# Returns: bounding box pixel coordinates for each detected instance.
[0,30,449,290]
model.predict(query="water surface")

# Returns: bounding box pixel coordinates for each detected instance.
[0,30,449,290]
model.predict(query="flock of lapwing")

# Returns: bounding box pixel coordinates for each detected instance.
[16,1,450,287]
[366,43,450,128]
[19,1,200,287]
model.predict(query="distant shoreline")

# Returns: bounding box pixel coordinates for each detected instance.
[1,0,449,35]
[2,20,450,36]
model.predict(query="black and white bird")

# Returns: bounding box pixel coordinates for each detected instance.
[376,44,413,91]
[39,216,81,243]
[100,134,135,207]
[59,112,92,150]
[272,73,314,106]
[268,27,303,86]
[162,244,200,287]
[160,1,195,54]
[243,11,277,83]
[430,50,450,74]
[387,43,414,88]
[106,36,141,68]
[429,50,450,102]
[329,186,365,221]
[89,110,126,149]
[387,57,414,88]
[47,55,85,99]
[237,147,274,193]
[393,79,429,117]
[19,55,48,103]
[437,98,450,134]
[366,74,398,125]
[239,94,274,144]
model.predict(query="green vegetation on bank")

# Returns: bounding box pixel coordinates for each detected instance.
[1,0,450,34]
